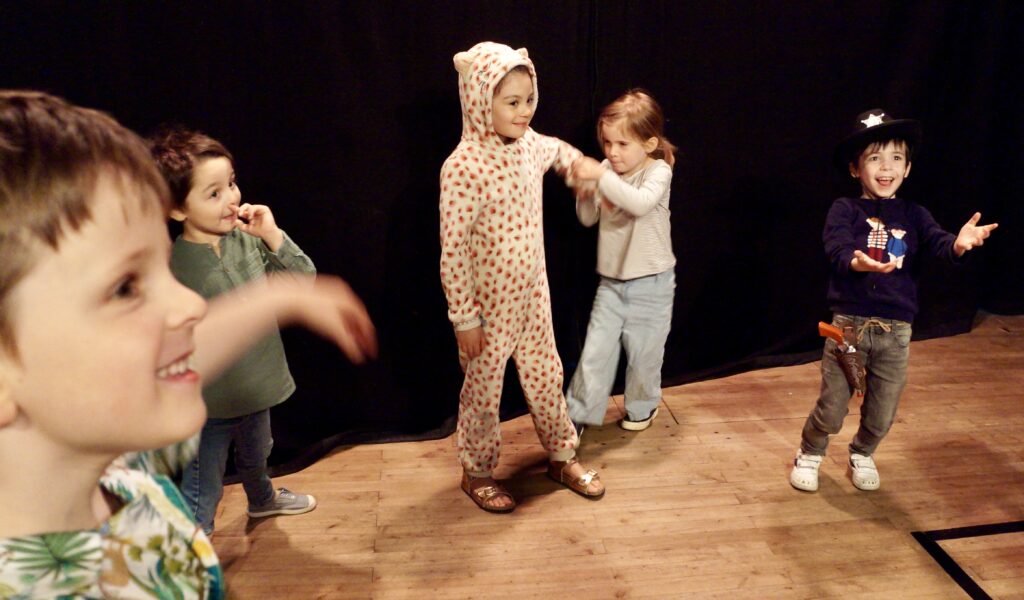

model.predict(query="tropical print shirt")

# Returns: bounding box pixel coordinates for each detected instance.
[0,443,224,599]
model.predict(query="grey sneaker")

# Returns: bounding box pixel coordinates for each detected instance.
[619,407,659,431]
[247,487,317,518]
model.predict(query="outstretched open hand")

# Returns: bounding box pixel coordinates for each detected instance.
[279,274,379,364]
[954,212,998,257]
[195,273,377,383]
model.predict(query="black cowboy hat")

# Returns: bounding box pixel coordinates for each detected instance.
[833,108,921,172]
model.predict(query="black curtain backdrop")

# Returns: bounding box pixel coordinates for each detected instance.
[2,1,1020,475]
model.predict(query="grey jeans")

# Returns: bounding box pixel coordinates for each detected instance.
[800,314,911,457]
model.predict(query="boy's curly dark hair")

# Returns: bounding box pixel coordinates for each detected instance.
[148,125,233,210]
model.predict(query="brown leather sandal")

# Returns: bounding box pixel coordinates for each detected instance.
[548,458,605,499]
[461,472,516,513]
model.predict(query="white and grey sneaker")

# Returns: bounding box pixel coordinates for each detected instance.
[247,487,318,518]
[789,450,824,492]
[849,453,880,491]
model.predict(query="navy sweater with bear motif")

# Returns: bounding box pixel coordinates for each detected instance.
[824,196,961,323]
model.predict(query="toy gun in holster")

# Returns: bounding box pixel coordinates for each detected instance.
[818,322,866,396]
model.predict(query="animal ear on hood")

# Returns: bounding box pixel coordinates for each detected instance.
[453,50,477,79]
[516,47,529,60]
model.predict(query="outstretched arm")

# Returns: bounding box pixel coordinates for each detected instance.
[535,134,584,184]
[193,273,377,382]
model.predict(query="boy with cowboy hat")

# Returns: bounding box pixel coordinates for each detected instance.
[789,109,997,493]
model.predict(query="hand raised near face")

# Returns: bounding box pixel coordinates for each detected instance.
[235,203,284,252]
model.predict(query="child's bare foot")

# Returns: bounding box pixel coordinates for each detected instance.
[461,472,515,513]
[548,458,605,498]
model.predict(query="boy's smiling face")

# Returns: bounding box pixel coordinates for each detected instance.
[3,171,208,454]
[850,140,912,200]
[171,156,241,245]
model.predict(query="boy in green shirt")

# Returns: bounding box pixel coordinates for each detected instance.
[150,127,320,535]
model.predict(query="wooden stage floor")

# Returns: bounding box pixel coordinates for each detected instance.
[212,313,1024,599]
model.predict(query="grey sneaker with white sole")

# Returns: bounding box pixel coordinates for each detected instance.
[247,487,317,518]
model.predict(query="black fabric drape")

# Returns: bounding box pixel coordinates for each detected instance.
[2,1,1020,475]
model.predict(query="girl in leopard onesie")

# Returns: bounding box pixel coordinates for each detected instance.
[439,41,605,512]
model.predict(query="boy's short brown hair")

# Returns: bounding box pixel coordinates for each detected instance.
[0,90,168,356]
[148,126,233,210]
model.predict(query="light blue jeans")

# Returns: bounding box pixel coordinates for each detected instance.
[567,269,675,425]
[181,409,276,535]
[800,314,911,457]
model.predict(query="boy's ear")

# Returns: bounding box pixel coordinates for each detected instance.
[169,208,187,223]
[904,161,912,178]
[848,163,859,178]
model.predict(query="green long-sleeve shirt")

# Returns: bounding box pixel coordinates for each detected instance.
[170,229,315,418]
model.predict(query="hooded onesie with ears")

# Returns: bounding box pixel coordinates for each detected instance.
[439,42,582,476]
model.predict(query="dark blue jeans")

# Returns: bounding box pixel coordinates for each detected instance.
[181,409,275,534]
[800,314,911,457]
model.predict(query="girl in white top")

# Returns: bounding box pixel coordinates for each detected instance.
[567,89,677,432]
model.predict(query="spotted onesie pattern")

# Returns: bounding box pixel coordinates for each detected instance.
[440,41,581,476]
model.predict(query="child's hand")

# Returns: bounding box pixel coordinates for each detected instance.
[953,212,998,256]
[572,157,606,182]
[456,326,486,359]
[235,203,285,252]
[575,181,597,202]
[276,275,378,364]
[195,274,377,382]
[850,250,896,273]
